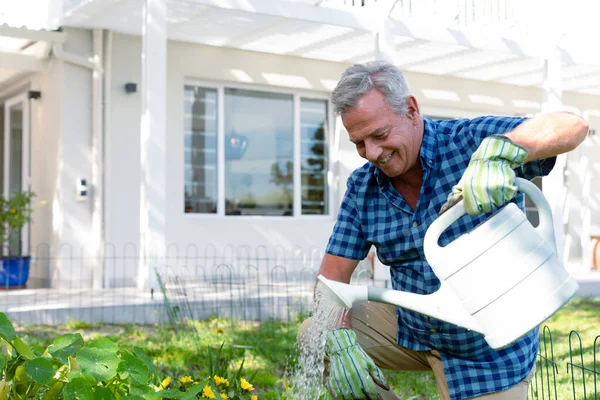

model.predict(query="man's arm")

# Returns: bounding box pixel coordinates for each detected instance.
[505,112,589,162]
[316,253,360,328]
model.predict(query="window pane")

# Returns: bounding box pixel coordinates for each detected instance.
[184,86,218,214]
[300,99,328,215]
[224,88,293,216]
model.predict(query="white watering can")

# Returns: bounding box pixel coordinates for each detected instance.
[318,178,579,349]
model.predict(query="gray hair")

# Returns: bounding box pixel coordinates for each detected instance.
[331,60,412,117]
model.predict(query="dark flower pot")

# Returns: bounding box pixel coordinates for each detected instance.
[0,256,30,289]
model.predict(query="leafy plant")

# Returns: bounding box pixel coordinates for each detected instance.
[0,313,261,399]
[195,342,259,400]
[0,191,35,255]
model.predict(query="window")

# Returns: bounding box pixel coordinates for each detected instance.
[301,99,329,215]
[525,177,542,226]
[184,86,218,214]
[184,84,330,217]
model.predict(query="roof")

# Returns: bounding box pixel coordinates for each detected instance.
[53,0,600,97]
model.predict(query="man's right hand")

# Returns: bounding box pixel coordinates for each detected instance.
[325,329,390,400]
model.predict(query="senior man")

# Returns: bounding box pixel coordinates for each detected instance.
[301,60,588,400]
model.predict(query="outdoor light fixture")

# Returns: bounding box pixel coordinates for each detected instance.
[124,83,137,93]
[28,90,41,100]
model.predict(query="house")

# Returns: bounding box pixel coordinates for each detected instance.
[1,0,599,292]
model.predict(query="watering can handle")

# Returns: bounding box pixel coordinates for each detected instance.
[425,177,556,254]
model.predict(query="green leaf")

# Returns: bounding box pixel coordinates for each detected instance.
[156,388,183,398]
[117,351,149,385]
[130,383,160,400]
[93,386,115,399]
[12,337,35,359]
[180,383,204,400]
[76,347,119,382]
[63,377,94,400]
[133,347,156,375]
[121,396,145,400]
[67,369,98,386]
[24,357,55,384]
[5,358,24,380]
[41,381,65,400]
[48,333,84,364]
[87,338,118,352]
[0,313,15,342]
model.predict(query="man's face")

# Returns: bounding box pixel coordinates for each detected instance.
[342,88,422,178]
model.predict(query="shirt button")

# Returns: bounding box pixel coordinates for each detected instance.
[430,329,437,334]
[412,222,419,228]
[428,159,433,164]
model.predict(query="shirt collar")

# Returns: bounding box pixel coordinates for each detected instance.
[373,116,438,186]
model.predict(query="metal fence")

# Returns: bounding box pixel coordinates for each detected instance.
[1,243,598,399]
[0,243,378,325]
[531,326,600,400]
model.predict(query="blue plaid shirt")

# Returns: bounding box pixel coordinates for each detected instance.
[326,116,556,400]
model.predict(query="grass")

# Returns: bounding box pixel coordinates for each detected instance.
[15,297,600,399]
[532,297,600,400]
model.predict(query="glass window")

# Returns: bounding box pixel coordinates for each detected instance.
[183,84,330,217]
[300,99,328,215]
[184,86,218,214]
[525,177,542,226]
[224,88,294,216]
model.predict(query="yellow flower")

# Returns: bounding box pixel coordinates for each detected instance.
[220,392,228,399]
[9,208,15,214]
[240,378,254,391]
[159,376,171,390]
[202,385,216,399]
[251,396,258,400]
[214,375,229,386]
[180,376,193,384]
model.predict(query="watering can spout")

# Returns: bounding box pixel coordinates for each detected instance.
[317,275,484,334]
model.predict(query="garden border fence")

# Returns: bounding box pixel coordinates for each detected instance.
[1,243,598,399]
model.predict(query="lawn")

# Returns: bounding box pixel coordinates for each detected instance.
[16,297,600,399]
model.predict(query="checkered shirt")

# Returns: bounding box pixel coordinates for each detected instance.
[326,116,556,400]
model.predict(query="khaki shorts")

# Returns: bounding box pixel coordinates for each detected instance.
[299,301,534,400]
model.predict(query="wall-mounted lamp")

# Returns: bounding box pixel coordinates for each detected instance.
[28,90,41,100]
[124,83,137,94]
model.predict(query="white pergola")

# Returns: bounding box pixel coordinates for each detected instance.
[55,0,600,283]
[0,24,66,86]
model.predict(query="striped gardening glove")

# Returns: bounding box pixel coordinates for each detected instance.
[440,135,528,215]
[325,329,389,400]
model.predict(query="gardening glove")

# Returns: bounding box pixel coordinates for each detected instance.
[440,135,528,215]
[325,329,389,400]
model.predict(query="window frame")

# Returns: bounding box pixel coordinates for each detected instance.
[183,79,334,219]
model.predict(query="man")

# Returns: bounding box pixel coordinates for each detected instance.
[304,60,588,400]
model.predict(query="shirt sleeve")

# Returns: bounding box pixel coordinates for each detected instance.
[326,176,370,260]
[468,115,556,179]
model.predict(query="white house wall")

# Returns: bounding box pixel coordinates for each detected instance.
[26,27,96,288]
[28,63,62,288]
[102,32,600,280]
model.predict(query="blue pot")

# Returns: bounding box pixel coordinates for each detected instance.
[0,256,30,288]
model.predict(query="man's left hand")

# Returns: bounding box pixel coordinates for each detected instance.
[440,135,528,215]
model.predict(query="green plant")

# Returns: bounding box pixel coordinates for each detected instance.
[0,313,262,399]
[0,191,35,255]
[194,342,259,400]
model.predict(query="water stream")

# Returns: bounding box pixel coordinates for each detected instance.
[287,281,348,399]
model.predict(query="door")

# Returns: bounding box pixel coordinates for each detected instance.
[2,93,30,256]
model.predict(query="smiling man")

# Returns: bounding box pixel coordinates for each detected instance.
[301,60,588,400]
